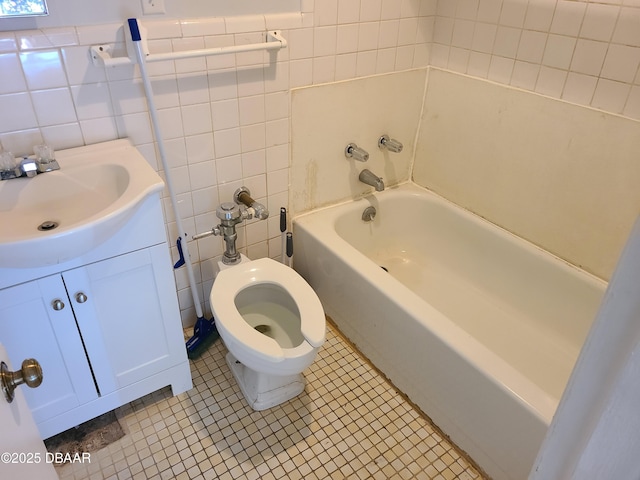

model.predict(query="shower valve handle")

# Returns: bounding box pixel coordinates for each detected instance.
[345,143,369,162]
[378,135,403,153]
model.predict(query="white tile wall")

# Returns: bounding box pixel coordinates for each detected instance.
[1,0,637,324]
[0,5,434,326]
[432,0,640,119]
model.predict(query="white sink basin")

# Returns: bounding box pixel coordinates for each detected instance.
[0,139,164,268]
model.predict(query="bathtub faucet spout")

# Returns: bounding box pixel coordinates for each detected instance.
[359,169,385,191]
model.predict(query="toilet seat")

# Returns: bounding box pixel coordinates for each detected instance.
[211,258,325,363]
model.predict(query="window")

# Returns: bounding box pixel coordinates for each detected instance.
[0,0,48,17]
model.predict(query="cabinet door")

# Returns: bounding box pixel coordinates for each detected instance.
[63,245,185,395]
[0,276,98,426]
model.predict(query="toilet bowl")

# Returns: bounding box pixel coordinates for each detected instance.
[210,256,325,410]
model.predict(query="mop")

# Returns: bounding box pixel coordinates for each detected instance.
[127,18,218,359]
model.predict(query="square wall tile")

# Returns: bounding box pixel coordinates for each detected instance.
[288,28,314,60]
[238,95,266,125]
[580,3,619,42]
[398,17,419,45]
[456,0,480,21]
[264,91,289,121]
[188,160,217,190]
[116,112,154,145]
[451,19,475,49]
[266,144,289,171]
[516,30,547,64]
[337,24,359,53]
[315,0,339,26]
[493,26,521,58]
[0,53,26,94]
[535,66,566,97]
[314,26,338,57]
[477,0,503,23]
[542,34,576,70]
[523,0,556,32]
[592,78,631,113]
[40,122,84,151]
[214,127,241,158]
[241,149,266,177]
[550,0,586,37]
[613,7,640,47]
[499,0,528,28]
[361,0,383,22]
[109,79,147,115]
[511,60,540,90]
[339,0,361,24]
[0,33,17,53]
[215,154,242,182]
[211,98,240,130]
[601,44,640,83]
[240,123,266,152]
[0,92,37,133]
[80,117,118,145]
[185,133,215,164]
[181,103,213,136]
[177,73,211,106]
[71,82,113,120]
[472,23,497,54]
[571,39,608,76]
[562,72,598,105]
[358,22,380,51]
[20,50,68,90]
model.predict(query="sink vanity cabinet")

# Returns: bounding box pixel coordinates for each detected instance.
[0,140,192,439]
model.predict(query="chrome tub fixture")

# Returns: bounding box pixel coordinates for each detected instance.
[378,135,403,153]
[359,169,385,192]
[345,143,369,162]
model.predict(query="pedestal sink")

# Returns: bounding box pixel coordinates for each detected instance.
[0,139,164,268]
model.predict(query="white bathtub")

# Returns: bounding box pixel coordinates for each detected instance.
[293,182,606,480]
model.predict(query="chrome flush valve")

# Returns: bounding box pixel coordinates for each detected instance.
[192,186,270,265]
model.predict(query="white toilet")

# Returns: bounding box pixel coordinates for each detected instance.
[210,256,326,411]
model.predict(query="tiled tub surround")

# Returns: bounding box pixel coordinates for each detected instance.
[55,324,484,480]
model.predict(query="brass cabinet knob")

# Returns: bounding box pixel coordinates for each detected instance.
[1,358,43,403]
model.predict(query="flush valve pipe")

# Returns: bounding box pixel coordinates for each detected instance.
[378,135,403,153]
[234,186,269,220]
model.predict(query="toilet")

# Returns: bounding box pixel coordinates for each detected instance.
[210,256,326,411]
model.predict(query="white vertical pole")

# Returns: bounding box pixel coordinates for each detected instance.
[127,18,204,319]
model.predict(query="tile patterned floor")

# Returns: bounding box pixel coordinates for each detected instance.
[56,323,484,480]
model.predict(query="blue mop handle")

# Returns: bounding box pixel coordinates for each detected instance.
[128,18,142,41]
